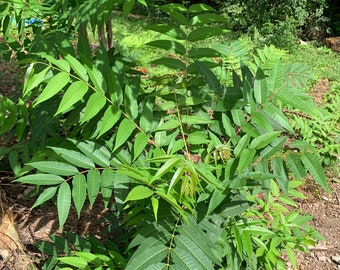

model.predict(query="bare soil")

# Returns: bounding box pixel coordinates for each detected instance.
[0,59,339,269]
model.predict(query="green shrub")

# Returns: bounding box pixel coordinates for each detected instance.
[214,0,329,48]
[0,2,331,270]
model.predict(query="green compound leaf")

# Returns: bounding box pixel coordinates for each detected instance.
[58,257,88,268]
[195,60,222,95]
[125,185,154,202]
[148,24,186,40]
[189,13,226,26]
[151,157,182,184]
[14,174,65,185]
[114,118,136,151]
[262,102,294,133]
[40,54,71,73]
[168,11,188,25]
[80,54,107,94]
[124,83,139,120]
[254,68,268,104]
[87,169,101,209]
[72,174,87,218]
[101,168,115,209]
[268,60,283,93]
[61,51,89,82]
[286,153,307,180]
[27,161,78,176]
[49,147,95,169]
[174,234,214,270]
[34,72,70,106]
[123,0,135,17]
[125,241,167,270]
[188,27,224,42]
[237,148,256,172]
[31,186,58,210]
[55,81,89,115]
[151,57,186,70]
[133,133,149,161]
[146,40,186,55]
[81,92,107,123]
[188,48,220,59]
[70,139,111,167]
[98,105,121,137]
[249,131,281,149]
[151,197,159,222]
[24,66,50,97]
[189,3,214,13]
[159,3,187,13]
[271,157,289,193]
[301,153,330,192]
[57,181,71,228]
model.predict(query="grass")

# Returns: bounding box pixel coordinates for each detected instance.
[287,44,340,82]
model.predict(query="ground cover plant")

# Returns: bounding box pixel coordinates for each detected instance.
[0,1,339,269]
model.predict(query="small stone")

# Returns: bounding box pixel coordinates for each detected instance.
[332,255,340,264]
[319,255,327,262]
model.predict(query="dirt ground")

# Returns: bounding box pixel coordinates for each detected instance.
[0,61,339,269]
[293,179,340,270]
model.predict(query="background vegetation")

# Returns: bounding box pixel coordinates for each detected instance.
[0,0,339,269]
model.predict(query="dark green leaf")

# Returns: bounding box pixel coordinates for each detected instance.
[187,27,224,42]
[168,11,188,25]
[188,48,220,59]
[148,24,186,40]
[123,0,136,16]
[195,60,222,95]
[151,58,186,70]
[146,40,186,55]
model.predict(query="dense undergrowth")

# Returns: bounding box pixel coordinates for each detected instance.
[0,1,339,269]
